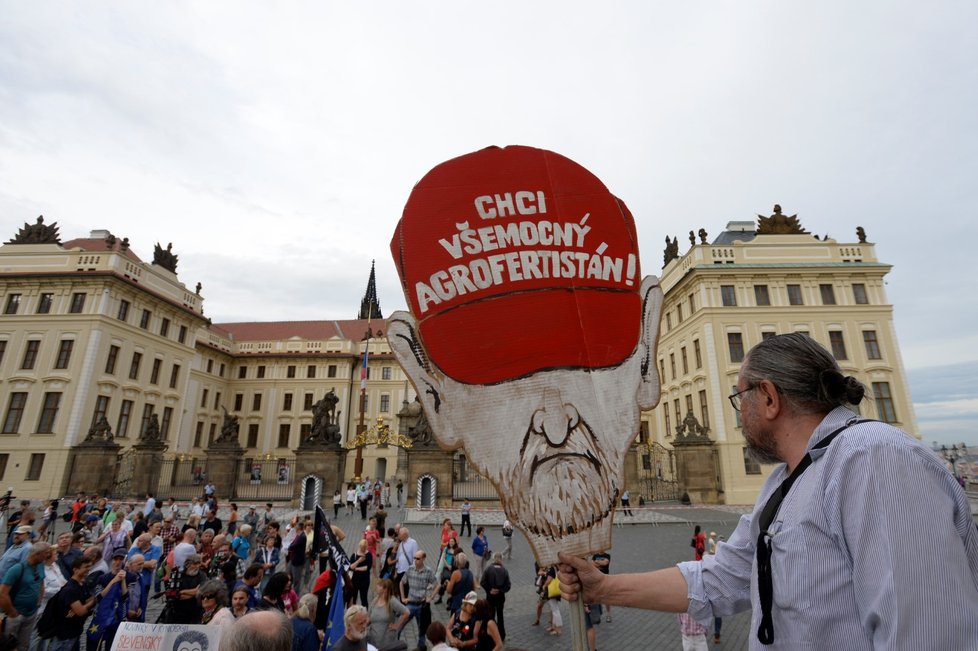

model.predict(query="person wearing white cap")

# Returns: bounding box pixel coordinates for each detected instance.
[0,525,33,577]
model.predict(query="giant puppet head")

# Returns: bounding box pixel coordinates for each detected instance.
[388,145,662,563]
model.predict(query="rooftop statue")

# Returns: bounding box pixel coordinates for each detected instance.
[153,241,179,273]
[7,215,62,244]
[756,204,808,235]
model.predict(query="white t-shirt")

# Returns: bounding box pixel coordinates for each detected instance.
[173,542,197,570]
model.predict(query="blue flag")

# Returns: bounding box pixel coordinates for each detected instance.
[322,568,345,650]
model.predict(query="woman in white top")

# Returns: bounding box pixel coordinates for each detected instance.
[198,579,235,628]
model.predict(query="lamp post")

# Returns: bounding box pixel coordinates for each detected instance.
[354,326,374,480]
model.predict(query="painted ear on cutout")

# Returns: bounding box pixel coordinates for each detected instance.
[637,275,664,410]
[386,311,457,446]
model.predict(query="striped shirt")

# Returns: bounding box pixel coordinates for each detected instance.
[678,407,978,650]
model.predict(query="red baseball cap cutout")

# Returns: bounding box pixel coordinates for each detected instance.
[391,145,641,385]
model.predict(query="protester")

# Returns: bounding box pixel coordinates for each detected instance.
[348,539,372,607]
[0,526,33,578]
[470,528,489,585]
[426,622,458,651]
[399,549,436,650]
[291,593,320,651]
[447,591,479,650]
[199,579,235,627]
[558,333,978,649]
[333,605,370,651]
[230,585,253,619]
[444,553,473,618]
[86,549,136,651]
[366,578,409,649]
[0,542,49,649]
[50,556,96,651]
[257,571,289,612]
[479,553,510,641]
[473,599,503,651]
[219,610,292,651]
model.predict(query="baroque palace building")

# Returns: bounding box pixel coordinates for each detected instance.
[0,209,919,505]
[651,207,918,505]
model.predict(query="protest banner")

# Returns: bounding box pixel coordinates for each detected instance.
[110,622,222,651]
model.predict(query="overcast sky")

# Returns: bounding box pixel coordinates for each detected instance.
[1,2,975,446]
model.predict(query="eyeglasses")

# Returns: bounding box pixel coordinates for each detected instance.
[728,385,757,412]
[201,594,216,600]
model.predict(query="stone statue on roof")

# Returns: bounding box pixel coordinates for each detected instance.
[663,236,680,266]
[153,242,179,273]
[757,205,808,235]
[856,226,867,243]
[7,215,61,245]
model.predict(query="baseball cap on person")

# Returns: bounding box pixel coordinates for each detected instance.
[86,514,99,522]
[462,591,479,606]
[111,548,127,559]
[391,145,642,385]
[14,525,32,535]
[249,505,257,510]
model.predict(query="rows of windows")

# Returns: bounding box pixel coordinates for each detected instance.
[204,358,227,377]
[718,283,870,308]
[223,390,393,414]
[3,292,87,316]
[117,299,188,344]
[0,452,46,482]
[232,363,395,380]
[725,328,884,365]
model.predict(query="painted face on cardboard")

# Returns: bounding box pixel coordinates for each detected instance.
[389,275,662,563]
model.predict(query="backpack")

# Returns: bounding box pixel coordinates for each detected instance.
[36,584,69,639]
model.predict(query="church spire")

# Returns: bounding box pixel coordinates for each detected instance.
[358,260,383,320]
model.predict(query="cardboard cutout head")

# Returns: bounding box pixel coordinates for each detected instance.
[389,145,662,564]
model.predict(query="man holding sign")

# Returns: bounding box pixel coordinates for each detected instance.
[388,145,662,565]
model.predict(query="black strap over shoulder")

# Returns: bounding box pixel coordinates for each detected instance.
[755,417,871,645]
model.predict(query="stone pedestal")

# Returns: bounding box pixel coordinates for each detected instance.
[292,443,348,506]
[132,441,168,498]
[205,442,244,500]
[673,443,722,504]
[64,439,121,496]
[405,446,454,507]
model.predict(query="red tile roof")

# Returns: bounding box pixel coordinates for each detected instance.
[62,238,145,264]
[213,319,386,343]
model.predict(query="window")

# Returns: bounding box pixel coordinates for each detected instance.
[105,345,120,374]
[743,448,761,475]
[327,365,337,378]
[54,339,74,369]
[209,423,217,446]
[247,424,259,448]
[307,365,316,379]
[304,393,314,410]
[69,293,86,313]
[863,330,881,360]
[150,358,162,384]
[829,331,848,360]
[4,294,21,314]
[669,353,676,380]
[727,333,745,363]
[36,392,62,433]
[300,423,311,440]
[681,347,688,375]
[201,389,210,408]
[140,405,154,437]
[699,390,709,429]
[872,382,897,423]
[37,293,53,314]
[382,367,392,380]
[91,395,110,428]
[214,392,221,410]
[2,393,27,433]
[169,364,180,389]
[287,365,296,379]
[754,285,770,306]
[659,359,665,381]
[140,310,151,329]
[278,424,291,448]
[117,400,133,438]
[26,454,45,481]
[256,365,266,379]
[685,394,694,417]
[234,393,243,411]
[252,393,262,411]
[852,283,869,305]
[178,325,187,344]
[117,299,130,321]
[219,363,225,377]
[676,304,683,323]
[129,352,142,380]
[362,393,369,411]
[665,312,672,331]
[22,340,40,369]
[787,284,803,305]
[380,394,390,413]
[693,340,702,369]
[0,454,7,481]
[689,293,696,313]
[761,331,777,340]
[194,421,204,448]
[673,399,681,431]
[283,393,293,411]
[238,367,247,379]
[819,284,837,305]
[721,285,737,307]
[0,340,6,367]
[160,318,170,338]
[664,410,672,439]
[161,407,173,438]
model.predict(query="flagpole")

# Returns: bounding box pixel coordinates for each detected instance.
[353,303,373,480]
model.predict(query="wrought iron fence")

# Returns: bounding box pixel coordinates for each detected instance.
[232,458,296,502]
[451,457,499,501]
[639,442,680,503]
[109,449,136,499]
[156,458,209,501]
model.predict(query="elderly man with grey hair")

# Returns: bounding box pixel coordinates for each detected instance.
[559,333,978,650]
[0,541,51,649]
[219,610,292,651]
[480,552,511,641]
[127,533,160,621]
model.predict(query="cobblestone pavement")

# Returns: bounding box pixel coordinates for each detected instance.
[337,504,753,650]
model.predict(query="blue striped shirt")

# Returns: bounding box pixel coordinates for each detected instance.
[678,407,978,649]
